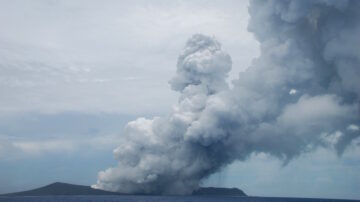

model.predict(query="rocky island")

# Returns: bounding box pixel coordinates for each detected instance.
[2,182,246,197]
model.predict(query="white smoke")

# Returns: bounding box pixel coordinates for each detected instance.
[94,0,360,194]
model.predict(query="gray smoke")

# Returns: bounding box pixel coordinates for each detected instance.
[93,0,360,194]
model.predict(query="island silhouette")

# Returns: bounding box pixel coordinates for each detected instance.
[2,182,247,197]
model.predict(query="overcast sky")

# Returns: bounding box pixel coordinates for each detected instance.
[0,0,359,200]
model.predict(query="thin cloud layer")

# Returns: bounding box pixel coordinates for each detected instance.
[0,1,256,115]
[94,0,360,194]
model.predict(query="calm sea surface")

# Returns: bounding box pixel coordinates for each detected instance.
[0,196,358,202]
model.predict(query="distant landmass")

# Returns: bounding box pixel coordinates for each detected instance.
[192,187,247,196]
[2,182,246,197]
[2,182,121,196]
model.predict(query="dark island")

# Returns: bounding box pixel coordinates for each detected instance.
[192,187,247,196]
[2,182,246,197]
[2,182,121,196]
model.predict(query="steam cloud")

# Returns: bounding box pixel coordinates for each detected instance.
[94,0,360,194]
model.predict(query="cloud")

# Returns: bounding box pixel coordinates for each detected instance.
[93,35,232,194]
[0,112,134,162]
[347,124,359,131]
[0,135,124,161]
[0,1,256,115]
[94,0,360,195]
[12,140,75,155]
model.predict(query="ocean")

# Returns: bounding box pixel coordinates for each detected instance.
[0,196,358,202]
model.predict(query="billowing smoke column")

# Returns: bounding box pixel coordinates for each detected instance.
[94,0,360,194]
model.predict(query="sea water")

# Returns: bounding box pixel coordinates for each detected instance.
[0,196,358,202]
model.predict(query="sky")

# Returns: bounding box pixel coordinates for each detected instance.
[0,0,359,200]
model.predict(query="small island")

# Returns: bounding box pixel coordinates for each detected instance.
[2,182,120,196]
[1,182,246,197]
[192,187,247,196]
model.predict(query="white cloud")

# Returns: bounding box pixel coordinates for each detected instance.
[12,140,75,155]
[95,0,360,195]
[347,124,359,131]
[0,0,257,115]
[0,135,123,158]
[289,88,297,95]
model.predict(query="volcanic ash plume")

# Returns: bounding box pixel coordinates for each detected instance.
[94,0,360,194]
